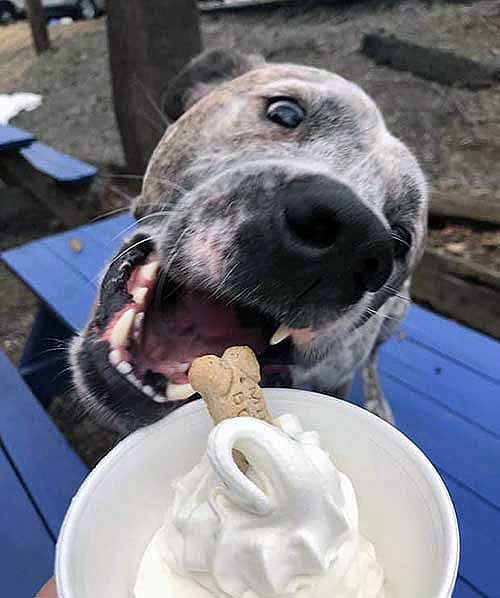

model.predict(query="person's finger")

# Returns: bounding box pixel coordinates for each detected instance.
[35,577,57,598]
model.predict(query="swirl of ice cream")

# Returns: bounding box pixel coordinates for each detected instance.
[138,414,385,598]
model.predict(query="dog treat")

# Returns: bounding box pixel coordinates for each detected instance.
[189,345,272,423]
[188,346,273,471]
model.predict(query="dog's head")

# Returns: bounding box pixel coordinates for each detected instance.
[71,50,427,433]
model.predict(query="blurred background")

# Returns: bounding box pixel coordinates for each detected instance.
[1,0,499,465]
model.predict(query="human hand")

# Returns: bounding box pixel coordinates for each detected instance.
[35,578,57,598]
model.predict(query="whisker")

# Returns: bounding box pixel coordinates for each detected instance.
[133,75,170,128]
[391,233,412,249]
[101,236,155,277]
[90,206,130,222]
[108,211,172,243]
[108,184,136,204]
[137,108,166,134]
[51,365,74,384]
[97,173,144,181]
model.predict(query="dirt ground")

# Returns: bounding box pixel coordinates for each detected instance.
[1,0,499,465]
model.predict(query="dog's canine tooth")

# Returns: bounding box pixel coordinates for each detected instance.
[108,349,122,366]
[141,261,160,282]
[142,384,155,397]
[152,393,169,404]
[270,324,291,346]
[117,361,133,375]
[166,382,195,401]
[134,312,144,328]
[110,308,136,348]
[132,287,148,305]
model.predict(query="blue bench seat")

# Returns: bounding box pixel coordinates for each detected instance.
[0,124,35,152]
[0,352,88,595]
[20,142,98,185]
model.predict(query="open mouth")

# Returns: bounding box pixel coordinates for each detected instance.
[96,242,304,405]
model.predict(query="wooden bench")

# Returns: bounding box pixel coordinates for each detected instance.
[0,123,98,227]
[0,351,88,595]
[1,213,499,596]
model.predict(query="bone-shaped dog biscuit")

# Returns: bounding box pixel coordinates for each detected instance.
[189,346,272,424]
[189,346,273,471]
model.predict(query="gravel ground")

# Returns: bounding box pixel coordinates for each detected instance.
[1,0,499,465]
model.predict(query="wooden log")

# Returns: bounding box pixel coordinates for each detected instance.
[429,189,500,226]
[361,33,500,89]
[24,0,50,55]
[106,0,202,174]
[412,248,500,340]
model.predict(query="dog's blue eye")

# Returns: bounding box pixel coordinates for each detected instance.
[267,99,304,129]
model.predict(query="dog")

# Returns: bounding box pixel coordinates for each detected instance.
[71,49,427,434]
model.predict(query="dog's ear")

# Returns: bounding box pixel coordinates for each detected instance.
[162,49,265,121]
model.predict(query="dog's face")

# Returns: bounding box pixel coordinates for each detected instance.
[72,51,427,432]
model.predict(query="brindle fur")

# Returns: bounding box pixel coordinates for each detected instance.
[71,50,427,431]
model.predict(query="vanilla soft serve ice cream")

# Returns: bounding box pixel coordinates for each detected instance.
[134,414,385,598]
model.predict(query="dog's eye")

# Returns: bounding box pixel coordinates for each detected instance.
[392,225,412,258]
[267,99,304,128]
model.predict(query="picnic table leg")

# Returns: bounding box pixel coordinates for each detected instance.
[19,305,74,406]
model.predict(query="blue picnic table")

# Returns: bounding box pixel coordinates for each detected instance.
[0,123,99,230]
[1,212,500,597]
[0,352,87,595]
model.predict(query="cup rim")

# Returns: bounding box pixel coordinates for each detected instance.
[56,388,460,598]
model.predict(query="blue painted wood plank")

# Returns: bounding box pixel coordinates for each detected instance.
[404,305,500,384]
[80,213,136,257]
[20,141,97,184]
[380,342,500,437]
[41,228,120,284]
[442,473,500,597]
[0,215,135,333]
[0,445,54,596]
[84,212,135,243]
[0,123,35,152]
[0,353,88,539]
[378,372,500,509]
[1,241,96,331]
[453,578,485,597]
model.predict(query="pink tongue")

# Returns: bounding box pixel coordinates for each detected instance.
[135,291,267,383]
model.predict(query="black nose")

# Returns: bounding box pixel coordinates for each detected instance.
[280,176,393,296]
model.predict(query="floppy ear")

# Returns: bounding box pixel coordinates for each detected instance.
[162,48,265,121]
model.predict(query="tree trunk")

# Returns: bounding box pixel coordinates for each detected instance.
[107,0,202,174]
[25,0,50,55]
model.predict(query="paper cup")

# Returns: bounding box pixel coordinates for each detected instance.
[56,389,459,598]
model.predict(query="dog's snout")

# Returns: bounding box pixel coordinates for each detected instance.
[277,176,393,297]
[284,196,340,250]
[352,247,393,293]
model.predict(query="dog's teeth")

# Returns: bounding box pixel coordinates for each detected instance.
[127,372,141,387]
[108,349,122,366]
[117,361,132,375]
[166,382,195,402]
[152,393,169,404]
[133,287,148,305]
[134,311,144,328]
[110,308,136,348]
[141,261,160,282]
[270,324,291,346]
[142,385,154,397]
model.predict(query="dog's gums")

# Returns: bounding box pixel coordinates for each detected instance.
[97,247,305,406]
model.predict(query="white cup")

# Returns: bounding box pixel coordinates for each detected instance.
[56,389,459,598]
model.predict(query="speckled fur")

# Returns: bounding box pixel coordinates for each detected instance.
[72,50,427,428]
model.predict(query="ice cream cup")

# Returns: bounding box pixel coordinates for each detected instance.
[56,389,459,598]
